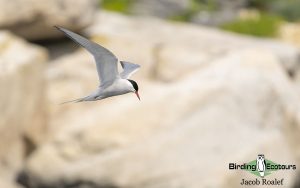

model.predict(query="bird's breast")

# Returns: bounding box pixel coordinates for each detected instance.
[100,79,132,97]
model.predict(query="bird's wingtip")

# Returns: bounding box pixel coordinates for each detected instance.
[59,98,83,105]
[54,25,63,31]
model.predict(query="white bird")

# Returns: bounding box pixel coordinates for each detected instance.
[55,26,141,104]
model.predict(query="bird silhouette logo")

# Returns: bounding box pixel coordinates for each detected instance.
[256,154,266,178]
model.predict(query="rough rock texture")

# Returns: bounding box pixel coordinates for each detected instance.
[22,48,300,188]
[0,0,98,40]
[16,11,300,188]
[0,31,48,183]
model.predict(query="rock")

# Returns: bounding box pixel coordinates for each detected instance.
[279,23,300,48]
[0,0,98,40]
[0,31,48,181]
[217,0,248,10]
[190,0,248,26]
[21,48,300,188]
[13,11,300,187]
[0,178,21,188]
[85,11,300,81]
[131,0,247,24]
[131,0,190,19]
[191,10,237,26]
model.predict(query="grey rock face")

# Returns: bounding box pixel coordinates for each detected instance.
[191,0,248,26]
[132,0,248,25]
[132,0,190,18]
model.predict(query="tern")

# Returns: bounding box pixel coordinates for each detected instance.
[55,26,141,104]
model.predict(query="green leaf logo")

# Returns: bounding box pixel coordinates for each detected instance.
[244,159,280,178]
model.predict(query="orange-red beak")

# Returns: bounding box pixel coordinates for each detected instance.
[135,91,140,101]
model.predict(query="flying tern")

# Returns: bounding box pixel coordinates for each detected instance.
[55,26,141,104]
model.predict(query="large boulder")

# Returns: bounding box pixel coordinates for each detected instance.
[20,48,300,187]
[0,31,48,183]
[0,0,98,40]
[15,11,300,188]
[85,11,300,81]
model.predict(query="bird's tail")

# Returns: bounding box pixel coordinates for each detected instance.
[59,97,84,105]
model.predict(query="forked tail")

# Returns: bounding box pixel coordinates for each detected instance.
[59,97,84,105]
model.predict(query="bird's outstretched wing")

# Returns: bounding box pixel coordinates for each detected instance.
[55,26,119,86]
[120,61,140,79]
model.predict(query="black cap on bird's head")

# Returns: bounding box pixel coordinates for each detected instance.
[127,79,140,100]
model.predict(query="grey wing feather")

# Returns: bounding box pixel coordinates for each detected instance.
[120,61,140,79]
[55,26,119,86]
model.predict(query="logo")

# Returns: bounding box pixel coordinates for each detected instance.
[229,154,296,186]
[256,154,266,177]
